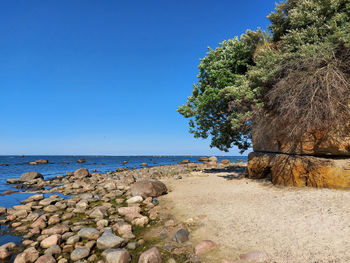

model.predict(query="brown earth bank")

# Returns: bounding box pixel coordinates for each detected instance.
[160,167,350,263]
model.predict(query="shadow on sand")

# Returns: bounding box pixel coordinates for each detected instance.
[202,164,248,180]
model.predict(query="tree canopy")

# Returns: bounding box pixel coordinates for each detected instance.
[178,0,350,153]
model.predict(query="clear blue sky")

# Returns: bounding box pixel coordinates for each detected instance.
[0,0,277,156]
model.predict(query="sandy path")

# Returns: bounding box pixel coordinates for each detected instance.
[160,170,350,263]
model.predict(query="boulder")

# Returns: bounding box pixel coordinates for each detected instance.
[198,157,209,162]
[126,196,143,204]
[173,229,190,243]
[6,178,20,184]
[14,247,39,263]
[78,228,100,240]
[253,122,350,156]
[73,168,89,177]
[40,234,61,248]
[0,248,10,260]
[44,245,61,256]
[247,152,350,189]
[42,225,69,235]
[97,229,124,250]
[89,206,107,219]
[102,249,131,263]
[77,158,86,163]
[220,159,231,165]
[70,247,89,261]
[138,247,161,263]
[19,172,43,182]
[179,159,190,164]
[208,156,218,163]
[34,159,49,164]
[131,180,167,198]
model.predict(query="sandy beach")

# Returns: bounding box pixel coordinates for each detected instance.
[161,167,350,263]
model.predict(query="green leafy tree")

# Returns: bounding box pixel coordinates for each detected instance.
[179,0,350,152]
[178,30,267,152]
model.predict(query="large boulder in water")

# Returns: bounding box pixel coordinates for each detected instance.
[34,159,49,164]
[20,172,43,182]
[131,179,167,198]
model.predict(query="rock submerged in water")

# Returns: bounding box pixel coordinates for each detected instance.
[77,158,86,163]
[130,179,167,198]
[179,159,190,164]
[29,159,49,165]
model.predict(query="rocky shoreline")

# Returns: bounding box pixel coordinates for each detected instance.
[0,158,242,263]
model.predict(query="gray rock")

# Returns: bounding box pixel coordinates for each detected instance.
[14,247,39,263]
[89,206,107,219]
[6,178,21,184]
[97,229,124,250]
[79,193,93,200]
[208,156,218,163]
[33,159,49,164]
[78,228,100,240]
[42,225,69,235]
[45,245,62,255]
[71,247,89,261]
[35,254,56,263]
[0,248,10,260]
[138,247,162,263]
[39,197,59,206]
[127,242,137,250]
[0,207,6,214]
[74,168,89,177]
[130,179,167,198]
[66,235,80,245]
[173,229,190,243]
[102,248,131,263]
[40,234,61,248]
[20,171,43,181]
